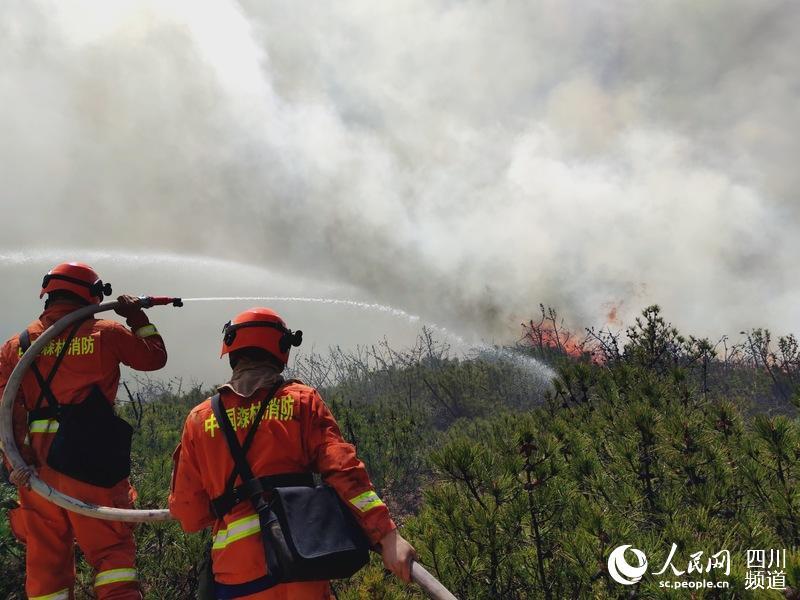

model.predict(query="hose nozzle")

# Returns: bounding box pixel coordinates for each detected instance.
[138,296,183,308]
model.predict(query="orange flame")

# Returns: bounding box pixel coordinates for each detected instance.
[522,319,586,359]
[603,300,624,327]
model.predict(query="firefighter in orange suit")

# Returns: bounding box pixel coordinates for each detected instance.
[169,307,416,599]
[1,262,168,600]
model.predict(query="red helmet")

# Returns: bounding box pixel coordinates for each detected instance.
[220,307,303,364]
[40,262,112,305]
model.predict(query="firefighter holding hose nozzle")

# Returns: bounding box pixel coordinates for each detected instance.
[168,307,417,599]
[0,262,168,600]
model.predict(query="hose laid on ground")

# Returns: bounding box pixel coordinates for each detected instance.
[0,300,459,599]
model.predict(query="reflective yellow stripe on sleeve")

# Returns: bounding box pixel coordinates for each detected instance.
[95,568,138,587]
[30,588,69,600]
[212,514,261,550]
[349,490,385,512]
[135,324,159,338]
[29,419,59,434]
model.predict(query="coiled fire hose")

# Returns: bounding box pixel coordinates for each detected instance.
[0,299,457,600]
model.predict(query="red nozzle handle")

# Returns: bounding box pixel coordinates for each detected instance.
[138,296,183,308]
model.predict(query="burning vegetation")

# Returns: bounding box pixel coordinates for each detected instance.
[522,303,800,409]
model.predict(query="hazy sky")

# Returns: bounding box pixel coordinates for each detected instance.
[1,1,798,386]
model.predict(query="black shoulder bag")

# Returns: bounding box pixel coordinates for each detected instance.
[20,327,133,488]
[211,386,369,594]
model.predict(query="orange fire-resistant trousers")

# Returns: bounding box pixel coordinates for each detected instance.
[10,466,140,600]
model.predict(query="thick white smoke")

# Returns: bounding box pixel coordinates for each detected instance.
[1,0,798,345]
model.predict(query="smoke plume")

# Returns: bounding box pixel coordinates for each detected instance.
[2,0,799,343]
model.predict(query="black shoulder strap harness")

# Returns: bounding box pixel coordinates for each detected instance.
[19,323,85,422]
[210,379,313,598]
[209,379,314,519]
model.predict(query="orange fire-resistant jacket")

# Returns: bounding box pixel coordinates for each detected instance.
[0,303,168,468]
[169,380,396,596]
[0,302,167,600]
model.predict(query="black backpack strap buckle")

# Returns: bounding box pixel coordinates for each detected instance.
[211,478,267,518]
[238,477,267,500]
[210,473,315,519]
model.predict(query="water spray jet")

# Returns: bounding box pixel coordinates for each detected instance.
[1,250,555,382]
[181,296,556,382]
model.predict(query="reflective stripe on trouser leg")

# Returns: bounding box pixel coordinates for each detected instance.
[29,589,70,600]
[95,567,138,587]
[19,486,76,600]
[68,487,138,598]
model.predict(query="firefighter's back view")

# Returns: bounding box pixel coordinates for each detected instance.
[169,307,416,599]
[0,262,168,600]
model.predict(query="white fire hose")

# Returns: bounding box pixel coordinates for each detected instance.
[0,300,457,600]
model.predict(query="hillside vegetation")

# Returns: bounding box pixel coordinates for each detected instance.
[1,306,799,598]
